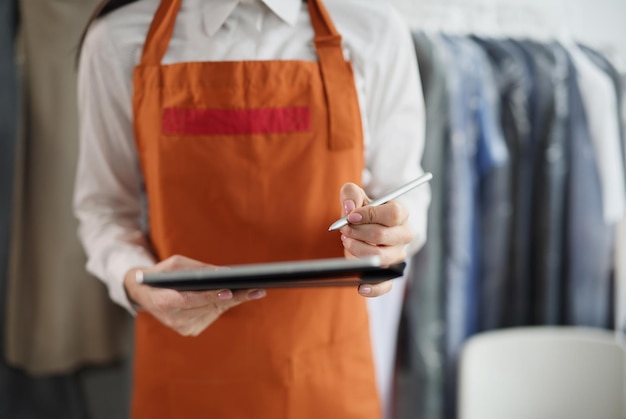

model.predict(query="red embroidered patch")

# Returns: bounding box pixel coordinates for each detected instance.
[162,107,311,135]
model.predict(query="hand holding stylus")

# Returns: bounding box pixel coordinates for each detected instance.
[334,174,432,297]
[329,173,432,231]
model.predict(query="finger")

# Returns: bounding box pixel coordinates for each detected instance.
[358,280,392,297]
[151,286,266,312]
[342,224,414,247]
[154,289,267,336]
[347,200,409,227]
[143,255,225,310]
[148,288,217,311]
[231,288,267,304]
[174,288,267,318]
[184,288,266,309]
[339,182,369,216]
[341,235,407,266]
[151,254,214,272]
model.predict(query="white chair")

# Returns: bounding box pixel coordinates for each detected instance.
[458,326,626,419]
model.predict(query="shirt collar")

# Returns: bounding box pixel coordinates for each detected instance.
[263,0,301,26]
[201,0,302,37]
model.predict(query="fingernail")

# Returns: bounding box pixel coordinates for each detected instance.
[341,234,347,241]
[248,289,266,300]
[348,212,363,223]
[343,199,356,215]
[217,289,233,300]
[359,285,372,295]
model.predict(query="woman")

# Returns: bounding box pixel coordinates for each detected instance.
[74,0,429,417]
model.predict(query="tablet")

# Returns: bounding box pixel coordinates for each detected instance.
[140,256,405,291]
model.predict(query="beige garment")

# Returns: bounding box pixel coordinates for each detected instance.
[6,0,130,375]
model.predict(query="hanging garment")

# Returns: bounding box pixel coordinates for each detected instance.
[566,42,625,225]
[6,0,129,375]
[395,30,449,419]
[470,37,519,331]
[579,45,626,182]
[0,0,18,411]
[529,41,570,325]
[510,40,569,325]
[495,39,546,327]
[0,0,19,298]
[578,44,626,335]
[558,43,614,328]
[617,217,626,336]
[438,35,508,419]
[130,0,379,417]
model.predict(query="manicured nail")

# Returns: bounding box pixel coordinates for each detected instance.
[359,285,372,295]
[217,289,233,300]
[348,212,363,223]
[248,289,266,300]
[343,199,356,215]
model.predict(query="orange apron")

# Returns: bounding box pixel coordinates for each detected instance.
[131,0,380,418]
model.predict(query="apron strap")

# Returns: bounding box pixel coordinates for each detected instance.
[308,0,358,150]
[139,0,181,66]
[140,0,358,150]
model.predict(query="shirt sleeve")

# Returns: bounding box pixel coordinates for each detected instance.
[359,5,430,256]
[74,19,155,314]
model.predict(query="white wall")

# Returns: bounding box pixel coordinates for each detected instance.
[389,0,626,72]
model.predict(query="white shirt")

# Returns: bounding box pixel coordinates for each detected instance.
[75,1,428,414]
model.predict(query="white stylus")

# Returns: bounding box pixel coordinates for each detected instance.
[328,172,433,231]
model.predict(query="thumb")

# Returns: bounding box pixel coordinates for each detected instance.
[339,182,369,216]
